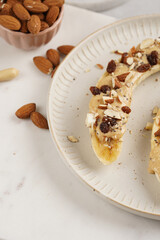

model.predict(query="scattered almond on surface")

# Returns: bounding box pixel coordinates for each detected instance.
[0,68,19,82]
[30,112,48,129]
[46,49,60,66]
[67,136,79,143]
[33,56,53,74]
[15,103,36,119]
[57,45,74,55]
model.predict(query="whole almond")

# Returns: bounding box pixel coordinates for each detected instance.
[6,0,22,7]
[46,49,60,66]
[30,112,48,129]
[15,103,36,119]
[27,15,41,34]
[20,20,28,33]
[36,13,45,20]
[13,3,30,20]
[40,20,49,31]
[0,3,12,15]
[0,15,21,30]
[57,45,74,55]
[33,56,53,74]
[24,0,48,13]
[51,66,58,78]
[43,0,64,7]
[46,6,59,26]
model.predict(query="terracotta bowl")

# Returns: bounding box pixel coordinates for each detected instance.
[0,5,64,51]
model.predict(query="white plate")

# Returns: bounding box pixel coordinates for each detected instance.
[66,0,129,12]
[48,15,160,220]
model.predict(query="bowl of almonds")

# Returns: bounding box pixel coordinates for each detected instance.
[0,0,64,50]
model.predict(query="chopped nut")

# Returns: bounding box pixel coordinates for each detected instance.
[117,72,130,82]
[113,50,123,55]
[126,57,134,65]
[130,46,136,55]
[85,68,90,73]
[129,130,132,134]
[152,106,159,115]
[145,122,153,130]
[98,104,108,110]
[67,136,79,143]
[111,90,118,98]
[104,109,121,120]
[114,79,122,89]
[140,38,154,49]
[154,129,160,137]
[96,64,104,69]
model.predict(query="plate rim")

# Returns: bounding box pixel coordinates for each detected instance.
[47,14,160,220]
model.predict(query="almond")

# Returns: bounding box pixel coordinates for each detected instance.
[46,49,60,66]
[13,3,30,20]
[6,0,21,7]
[117,72,130,82]
[154,129,160,137]
[27,15,41,34]
[51,66,58,78]
[46,5,59,26]
[15,103,36,119]
[0,15,21,30]
[23,0,48,13]
[30,112,48,129]
[33,56,53,74]
[57,45,74,55]
[36,13,45,20]
[43,0,64,7]
[40,20,49,31]
[20,20,28,33]
[114,79,122,89]
[0,3,12,15]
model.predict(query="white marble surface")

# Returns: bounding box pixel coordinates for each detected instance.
[1,3,160,240]
[103,0,160,18]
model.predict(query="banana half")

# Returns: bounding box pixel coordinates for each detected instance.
[149,109,160,181]
[86,38,160,165]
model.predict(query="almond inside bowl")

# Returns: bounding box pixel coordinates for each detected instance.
[0,3,64,50]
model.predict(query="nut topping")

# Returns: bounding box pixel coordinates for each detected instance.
[137,64,150,72]
[117,72,130,82]
[154,129,160,137]
[147,51,158,66]
[114,79,122,89]
[98,104,108,110]
[90,86,100,95]
[107,60,116,73]
[121,106,131,114]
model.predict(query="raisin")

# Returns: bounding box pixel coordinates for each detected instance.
[102,117,117,127]
[99,121,110,133]
[147,51,158,66]
[106,60,116,73]
[121,106,131,114]
[137,64,150,72]
[100,85,111,93]
[90,86,100,95]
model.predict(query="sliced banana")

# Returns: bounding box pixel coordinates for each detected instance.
[86,38,160,164]
[149,109,160,182]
